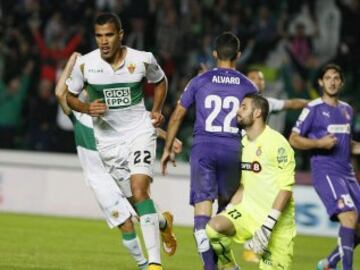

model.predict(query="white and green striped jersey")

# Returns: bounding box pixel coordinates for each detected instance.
[66,47,164,142]
[69,111,106,186]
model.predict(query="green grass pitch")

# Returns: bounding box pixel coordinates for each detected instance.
[0,212,358,270]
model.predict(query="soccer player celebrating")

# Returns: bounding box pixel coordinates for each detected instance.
[289,64,360,270]
[206,94,296,270]
[56,52,182,270]
[65,13,176,270]
[56,52,148,269]
[161,32,257,269]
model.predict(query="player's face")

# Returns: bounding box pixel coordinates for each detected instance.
[95,23,123,61]
[319,69,343,97]
[247,71,265,92]
[237,98,255,128]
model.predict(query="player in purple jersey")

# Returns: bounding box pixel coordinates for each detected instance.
[289,64,360,270]
[161,32,257,270]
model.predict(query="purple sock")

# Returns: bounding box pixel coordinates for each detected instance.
[327,246,340,268]
[194,215,218,270]
[339,226,355,270]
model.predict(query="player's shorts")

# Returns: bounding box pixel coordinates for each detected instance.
[312,170,360,221]
[221,204,295,270]
[78,148,137,228]
[189,141,240,211]
[97,130,157,198]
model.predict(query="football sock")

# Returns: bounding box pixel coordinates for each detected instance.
[194,215,218,270]
[339,226,355,270]
[122,231,148,267]
[135,199,161,265]
[158,213,167,230]
[327,246,341,268]
[206,224,237,269]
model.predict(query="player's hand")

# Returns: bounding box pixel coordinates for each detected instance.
[87,99,107,117]
[150,112,164,127]
[161,149,176,175]
[245,236,265,254]
[317,134,337,150]
[251,226,272,253]
[172,138,183,154]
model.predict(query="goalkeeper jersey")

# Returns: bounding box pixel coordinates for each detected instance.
[240,126,296,228]
[66,47,165,143]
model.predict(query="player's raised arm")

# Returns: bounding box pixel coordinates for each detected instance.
[55,52,81,115]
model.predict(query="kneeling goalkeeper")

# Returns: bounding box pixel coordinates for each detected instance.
[206,94,296,270]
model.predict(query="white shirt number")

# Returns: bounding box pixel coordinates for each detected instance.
[205,95,239,133]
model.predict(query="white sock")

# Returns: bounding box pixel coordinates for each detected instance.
[140,213,161,264]
[122,234,148,267]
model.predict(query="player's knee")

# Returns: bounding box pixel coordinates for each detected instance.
[119,218,135,233]
[205,224,218,242]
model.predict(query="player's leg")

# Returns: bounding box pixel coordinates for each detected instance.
[206,214,239,270]
[313,173,357,270]
[119,218,148,270]
[130,131,176,269]
[194,200,218,270]
[82,150,147,269]
[190,143,218,270]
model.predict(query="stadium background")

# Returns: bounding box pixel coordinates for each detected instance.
[0,0,359,269]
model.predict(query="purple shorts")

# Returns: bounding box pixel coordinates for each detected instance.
[312,170,360,221]
[189,142,240,211]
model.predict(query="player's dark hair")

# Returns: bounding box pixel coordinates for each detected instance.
[214,32,240,61]
[94,13,122,31]
[319,64,344,82]
[245,93,269,122]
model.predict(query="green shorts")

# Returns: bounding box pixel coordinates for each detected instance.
[221,204,296,270]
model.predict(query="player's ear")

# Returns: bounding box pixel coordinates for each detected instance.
[212,50,218,60]
[318,79,323,88]
[254,108,262,119]
[236,51,241,60]
[119,29,124,41]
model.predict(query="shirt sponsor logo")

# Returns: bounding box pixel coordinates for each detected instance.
[327,124,350,134]
[103,87,132,108]
[241,161,262,173]
[212,75,240,85]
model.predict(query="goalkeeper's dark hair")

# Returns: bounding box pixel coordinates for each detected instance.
[319,63,344,82]
[245,93,269,122]
[94,13,122,32]
[215,32,240,61]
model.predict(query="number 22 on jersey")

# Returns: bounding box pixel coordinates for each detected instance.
[205,95,239,133]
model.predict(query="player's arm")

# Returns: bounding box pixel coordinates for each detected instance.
[150,77,168,127]
[160,103,187,175]
[289,131,337,150]
[157,128,183,154]
[351,140,360,155]
[283,98,308,110]
[55,52,81,115]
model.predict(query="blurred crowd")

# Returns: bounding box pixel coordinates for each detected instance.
[1,0,360,169]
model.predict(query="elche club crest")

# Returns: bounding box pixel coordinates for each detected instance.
[127,63,136,73]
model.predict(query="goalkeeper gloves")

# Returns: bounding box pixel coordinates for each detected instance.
[246,209,281,254]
